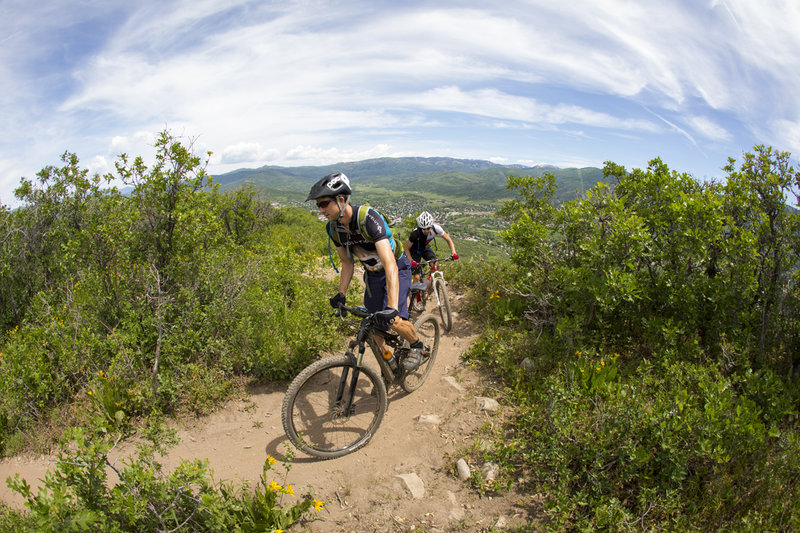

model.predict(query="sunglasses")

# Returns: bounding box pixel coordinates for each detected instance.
[316,199,334,209]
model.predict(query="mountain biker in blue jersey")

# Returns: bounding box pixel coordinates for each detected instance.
[307,172,426,370]
[404,211,459,284]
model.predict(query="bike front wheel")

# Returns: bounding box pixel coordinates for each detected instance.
[433,278,453,332]
[409,288,426,314]
[281,356,387,459]
[401,313,441,393]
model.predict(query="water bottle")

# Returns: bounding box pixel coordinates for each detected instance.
[382,349,398,371]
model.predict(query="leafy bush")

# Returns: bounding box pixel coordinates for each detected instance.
[460,147,800,530]
[0,131,340,452]
[1,423,323,532]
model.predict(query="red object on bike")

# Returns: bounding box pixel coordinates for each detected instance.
[451,253,459,260]
[411,260,419,268]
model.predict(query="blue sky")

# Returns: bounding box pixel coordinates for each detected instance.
[2,0,799,207]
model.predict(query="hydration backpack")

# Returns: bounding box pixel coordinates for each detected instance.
[327,204,403,272]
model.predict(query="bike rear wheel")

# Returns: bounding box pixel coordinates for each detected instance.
[281,356,387,459]
[433,278,453,332]
[401,313,441,392]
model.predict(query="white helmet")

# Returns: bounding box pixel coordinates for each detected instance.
[416,211,434,229]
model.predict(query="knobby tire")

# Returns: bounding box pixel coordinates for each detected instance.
[281,355,387,459]
[401,313,441,392]
[433,278,452,332]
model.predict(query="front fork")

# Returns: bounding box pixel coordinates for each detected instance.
[338,340,367,416]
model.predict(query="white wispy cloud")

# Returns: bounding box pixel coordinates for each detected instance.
[407,86,660,132]
[686,116,733,142]
[2,0,800,206]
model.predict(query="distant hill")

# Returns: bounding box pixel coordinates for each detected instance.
[211,157,605,204]
[210,156,606,260]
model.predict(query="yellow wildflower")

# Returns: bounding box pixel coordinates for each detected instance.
[269,480,281,492]
[267,454,277,465]
[285,484,295,496]
[601,361,605,366]
[313,499,324,512]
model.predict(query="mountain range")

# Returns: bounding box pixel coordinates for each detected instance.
[211,156,605,204]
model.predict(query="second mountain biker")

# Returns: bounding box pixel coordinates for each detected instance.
[404,211,459,285]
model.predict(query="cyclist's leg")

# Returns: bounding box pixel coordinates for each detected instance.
[371,329,389,354]
[396,254,412,321]
[394,255,426,369]
[364,260,418,344]
[362,271,393,356]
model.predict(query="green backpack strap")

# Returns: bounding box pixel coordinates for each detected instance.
[326,222,340,273]
[328,205,403,268]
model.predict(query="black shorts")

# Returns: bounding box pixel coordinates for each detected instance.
[410,245,437,275]
[364,254,412,323]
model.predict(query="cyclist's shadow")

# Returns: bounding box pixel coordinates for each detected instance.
[265,386,411,463]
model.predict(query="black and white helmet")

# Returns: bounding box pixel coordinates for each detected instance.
[306,172,352,201]
[416,211,434,229]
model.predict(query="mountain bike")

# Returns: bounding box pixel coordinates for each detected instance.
[281,305,440,459]
[408,257,453,332]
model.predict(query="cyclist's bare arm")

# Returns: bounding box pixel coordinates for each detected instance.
[442,231,457,256]
[403,239,413,258]
[375,239,418,343]
[375,239,399,310]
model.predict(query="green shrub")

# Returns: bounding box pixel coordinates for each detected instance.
[459,148,800,530]
[3,423,324,532]
[0,133,343,436]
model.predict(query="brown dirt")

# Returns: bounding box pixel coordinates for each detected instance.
[0,293,538,532]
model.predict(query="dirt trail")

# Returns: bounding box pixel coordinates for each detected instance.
[0,294,533,532]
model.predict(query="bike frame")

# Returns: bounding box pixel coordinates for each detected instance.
[336,305,406,412]
[411,257,451,299]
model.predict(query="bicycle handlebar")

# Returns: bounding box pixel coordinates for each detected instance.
[416,257,455,266]
[333,303,373,319]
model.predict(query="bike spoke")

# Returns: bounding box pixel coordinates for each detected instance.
[288,363,383,455]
